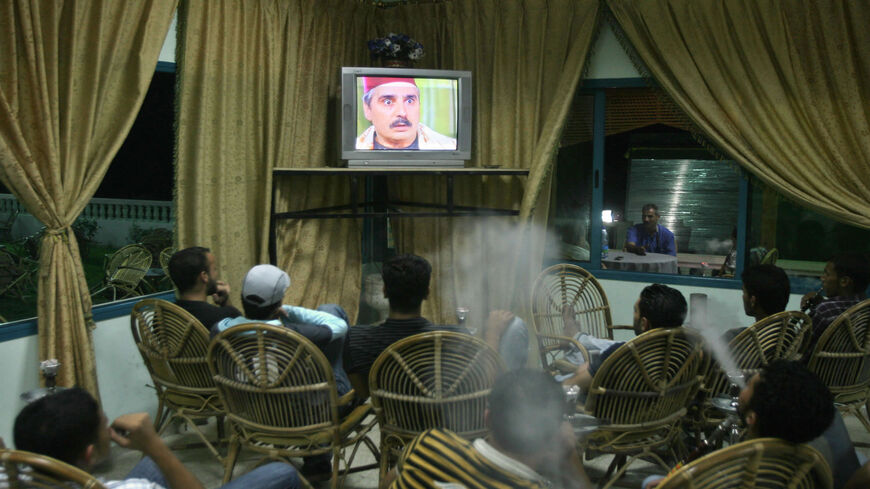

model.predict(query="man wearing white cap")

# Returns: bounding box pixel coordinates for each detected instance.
[214,264,350,395]
[356,76,456,150]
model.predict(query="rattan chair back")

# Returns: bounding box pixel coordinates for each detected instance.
[806,299,870,434]
[208,323,377,487]
[532,264,613,340]
[656,438,832,489]
[92,244,152,300]
[0,449,108,489]
[130,299,224,461]
[584,327,705,489]
[704,311,811,398]
[760,248,779,265]
[368,331,505,484]
[159,246,176,280]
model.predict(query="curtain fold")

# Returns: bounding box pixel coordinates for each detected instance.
[608,0,870,228]
[176,0,374,317]
[0,0,177,394]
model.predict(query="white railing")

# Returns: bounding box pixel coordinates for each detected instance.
[0,194,173,223]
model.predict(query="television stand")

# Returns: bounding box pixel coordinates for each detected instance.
[346,159,465,168]
[269,167,529,263]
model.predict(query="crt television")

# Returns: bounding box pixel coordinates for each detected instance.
[340,67,472,167]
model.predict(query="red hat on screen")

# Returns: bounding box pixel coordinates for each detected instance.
[362,76,417,93]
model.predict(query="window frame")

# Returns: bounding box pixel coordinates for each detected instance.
[551,78,816,295]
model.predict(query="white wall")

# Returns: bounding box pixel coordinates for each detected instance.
[158,12,177,63]
[0,316,156,445]
[584,22,641,80]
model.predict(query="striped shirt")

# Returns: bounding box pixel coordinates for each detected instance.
[808,295,863,350]
[343,317,465,376]
[391,429,549,489]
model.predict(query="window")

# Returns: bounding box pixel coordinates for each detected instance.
[0,69,176,324]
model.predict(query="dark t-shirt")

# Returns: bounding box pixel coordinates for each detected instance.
[588,341,624,376]
[343,317,465,376]
[175,299,241,331]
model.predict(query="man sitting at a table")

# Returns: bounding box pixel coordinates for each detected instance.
[624,203,677,256]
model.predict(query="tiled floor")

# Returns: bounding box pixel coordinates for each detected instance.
[93,413,870,488]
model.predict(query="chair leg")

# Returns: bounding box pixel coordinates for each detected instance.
[222,437,241,484]
[378,438,391,489]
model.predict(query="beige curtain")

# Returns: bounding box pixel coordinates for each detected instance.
[608,0,870,228]
[176,0,375,317]
[383,0,601,323]
[0,0,177,394]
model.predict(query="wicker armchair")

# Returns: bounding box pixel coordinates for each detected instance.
[159,246,176,288]
[699,311,812,427]
[208,323,378,488]
[130,299,225,463]
[656,438,832,488]
[531,264,632,374]
[92,244,153,300]
[368,331,505,485]
[583,327,705,489]
[0,247,37,300]
[0,449,108,489]
[806,298,870,437]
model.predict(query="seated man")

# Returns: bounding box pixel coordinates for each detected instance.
[14,388,298,489]
[624,203,676,256]
[168,246,241,330]
[390,369,592,489]
[214,264,350,395]
[800,251,869,352]
[644,360,854,488]
[721,264,791,342]
[562,284,687,391]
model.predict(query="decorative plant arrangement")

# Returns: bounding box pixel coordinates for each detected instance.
[367,33,424,64]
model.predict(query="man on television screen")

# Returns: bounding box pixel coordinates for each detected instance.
[356,77,457,150]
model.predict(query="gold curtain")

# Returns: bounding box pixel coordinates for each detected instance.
[0,0,177,394]
[176,0,375,317]
[608,0,870,228]
[382,0,601,323]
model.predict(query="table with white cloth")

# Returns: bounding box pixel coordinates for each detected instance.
[602,251,678,274]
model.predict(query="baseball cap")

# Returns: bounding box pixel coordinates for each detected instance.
[241,264,290,306]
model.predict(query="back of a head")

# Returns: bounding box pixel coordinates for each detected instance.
[14,388,101,466]
[241,264,290,320]
[832,251,870,294]
[168,246,210,293]
[750,360,834,443]
[638,284,687,329]
[742,264,790,315]
[488,369,564,456]
[382,254,431,314]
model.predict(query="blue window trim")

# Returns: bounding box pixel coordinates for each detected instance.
[0,290,176,343]
[155,61,176,73]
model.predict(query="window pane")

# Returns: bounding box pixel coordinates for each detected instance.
[548,95,594,263]
[748,178,870,290]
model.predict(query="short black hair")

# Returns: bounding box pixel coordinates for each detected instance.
[241,300,281,320]
[831,251,870,293]
[14,388,101,465]
[641,203,659,215]
[742,264,790,315]
[168,246,211,293]
[749,360,834,443]
[382,254,431,314]
[488,369,564,455]
[638,284,686,329]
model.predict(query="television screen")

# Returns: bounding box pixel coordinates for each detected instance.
[341,67,472,167]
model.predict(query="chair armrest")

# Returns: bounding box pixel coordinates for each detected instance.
[337,389,357,407]
[538,334,590,371]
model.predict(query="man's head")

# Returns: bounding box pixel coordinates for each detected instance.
[168,246,218,295]
[640,203,660,234]
[487,369,565,458]
[362,77,420,149]
[381,254,431,314]
[240,264,290,319]
[741,264,790,319]
[821,252,870,298]
[633,284,687,335]
[737,360,834,443]
[14,388,110,469]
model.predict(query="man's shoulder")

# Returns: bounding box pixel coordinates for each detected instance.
[418,124,457,148]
